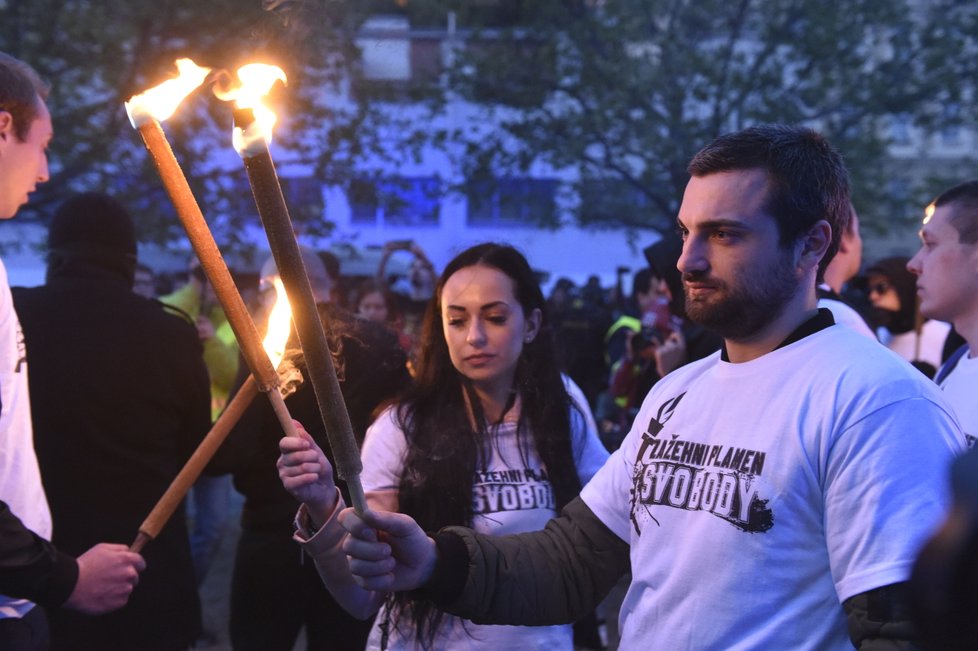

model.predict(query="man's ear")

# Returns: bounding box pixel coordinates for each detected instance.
[0,111,13,145]
[797,220,832,271]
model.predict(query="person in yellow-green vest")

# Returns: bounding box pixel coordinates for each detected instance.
[598,268,672,449]
[160,261,239,419]
[160,260,239,590]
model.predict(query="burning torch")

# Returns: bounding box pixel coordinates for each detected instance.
[124,59,302,551]
[216,65,367,514]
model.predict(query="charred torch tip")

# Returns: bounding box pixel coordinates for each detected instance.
[233,107,257,129]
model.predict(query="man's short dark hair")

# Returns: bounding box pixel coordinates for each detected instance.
[842,202,857,236]
[0,51,49,142]
[932,180,978,245]
[687,124,851,281]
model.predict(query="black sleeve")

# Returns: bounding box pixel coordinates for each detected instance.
[842,582,919,650]
[422,496,630,626]
[0,500,78,607]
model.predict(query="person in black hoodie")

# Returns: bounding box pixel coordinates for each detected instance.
[12,192,211,650]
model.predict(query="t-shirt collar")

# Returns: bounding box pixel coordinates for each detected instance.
[720,308,836,362]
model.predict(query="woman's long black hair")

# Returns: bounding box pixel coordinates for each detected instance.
[386,243,585,647]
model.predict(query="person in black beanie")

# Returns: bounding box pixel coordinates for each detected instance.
[865,255,951,377]
[12,191,211,650]
[43,192,139,284]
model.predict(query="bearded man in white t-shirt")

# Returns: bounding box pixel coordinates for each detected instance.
[305,124,965,650]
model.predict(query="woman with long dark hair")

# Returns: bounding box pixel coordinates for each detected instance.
[278,243,609,650]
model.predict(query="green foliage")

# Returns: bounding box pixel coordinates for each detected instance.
[4,0,978,252]
[399,0,978,236]
[0,0,376,252]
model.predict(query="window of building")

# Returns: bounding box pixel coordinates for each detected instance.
[411,37,442,85]
[355,17,443,100]
[466,177,557,227]
[349,176,441,226]
[281,177,324,221]
[466,38,555,108]
[579,178,655,228]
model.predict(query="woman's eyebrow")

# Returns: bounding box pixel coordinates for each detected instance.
[446,301,509,312]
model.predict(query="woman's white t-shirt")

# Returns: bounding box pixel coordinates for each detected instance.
[360,377,608,650]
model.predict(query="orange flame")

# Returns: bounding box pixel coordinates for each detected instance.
[214,63,287,154]
[125,59,212,127]
[262,277,293,369]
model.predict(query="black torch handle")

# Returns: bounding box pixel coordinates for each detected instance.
[235,110,365,502]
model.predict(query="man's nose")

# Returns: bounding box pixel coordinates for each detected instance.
[677,236,707,275]
[38,154,50,184]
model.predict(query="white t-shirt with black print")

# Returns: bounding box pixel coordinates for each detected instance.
[581,323,963,650]
[0,259,51,619]
[361,377,609,651]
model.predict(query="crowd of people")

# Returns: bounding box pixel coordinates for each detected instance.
[2,50,978,651]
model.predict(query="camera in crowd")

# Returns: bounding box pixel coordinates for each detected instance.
[632,300,678,352]
[631,326,668,352]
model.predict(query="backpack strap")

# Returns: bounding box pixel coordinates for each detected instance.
[935,344,970,386]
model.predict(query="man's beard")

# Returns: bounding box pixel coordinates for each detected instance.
[683,254,799,340]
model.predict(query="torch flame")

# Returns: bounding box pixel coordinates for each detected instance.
[262,277,293,369]
[214,63,287,154]
[125,58,212,127]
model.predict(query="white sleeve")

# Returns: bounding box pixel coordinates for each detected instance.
[562,375,609,485]
[578,392,656,542]
[578,445,633,542]
[825,396,961,601]
[360,406,409,493]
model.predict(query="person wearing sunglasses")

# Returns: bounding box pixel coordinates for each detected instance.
[865,256,951,378]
